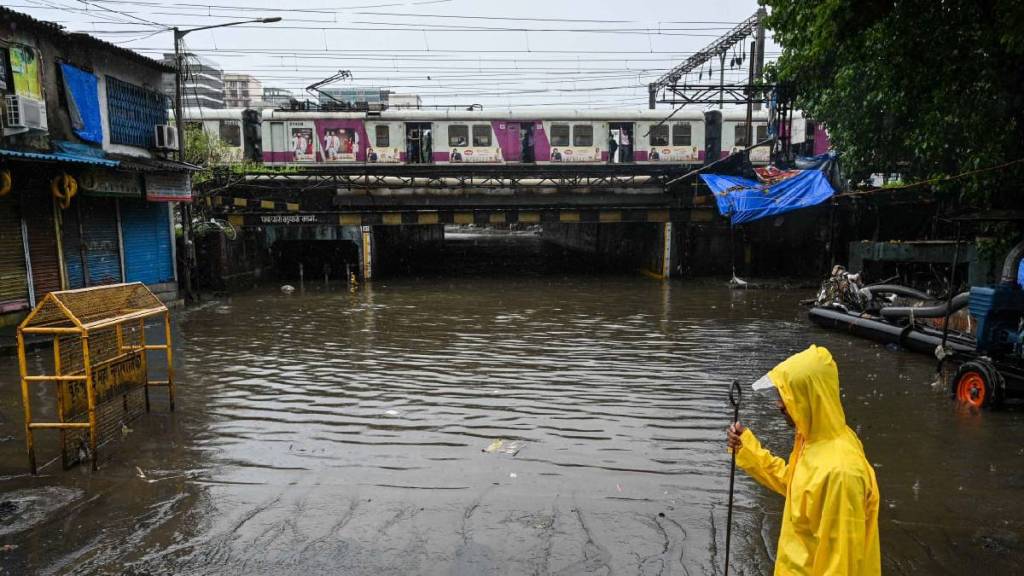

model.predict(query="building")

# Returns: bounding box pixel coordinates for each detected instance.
[260,87,293,108]
[1,7,194,327]
[223,73,262,108]
[388,93,422,109]
[161,52,224,109]
[318,87,386,110]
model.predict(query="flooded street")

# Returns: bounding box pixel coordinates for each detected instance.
[1,234,1022,575]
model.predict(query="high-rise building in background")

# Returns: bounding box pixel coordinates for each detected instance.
[223,73,263,108]
[260,87,294,108]
[162,53,224,109]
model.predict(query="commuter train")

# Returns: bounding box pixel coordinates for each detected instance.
[178,107,827,167]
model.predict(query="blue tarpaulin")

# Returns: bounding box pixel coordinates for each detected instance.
[701,170,835,225]
[59,63,103,144]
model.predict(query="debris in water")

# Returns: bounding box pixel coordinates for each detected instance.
[281,285,296,294]
[121,423,132,440]
[383,409,401,417]
[483,439,525,456]
[509,472,517,479]
[136,466,147,480]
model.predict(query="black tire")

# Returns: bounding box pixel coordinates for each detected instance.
[951,360,1005,408]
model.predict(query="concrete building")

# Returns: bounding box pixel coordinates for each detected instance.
[223,73,262,108]
[1,7,194,326]
[318,87,386,110]
[260,87,293,108]
[162,52,224,109]
[388,93,422,109]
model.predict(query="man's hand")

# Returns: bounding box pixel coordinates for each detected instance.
[727,422,746,451]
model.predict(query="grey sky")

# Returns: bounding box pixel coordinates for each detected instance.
[13,0,775,110]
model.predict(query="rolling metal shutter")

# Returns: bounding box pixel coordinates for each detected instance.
[23,194,62,302]
[120,200,173,285]
[0,197,29,311]
[61,201,86,289]
[80,197,122,286]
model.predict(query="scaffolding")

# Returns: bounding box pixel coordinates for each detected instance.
[16,282,174,474]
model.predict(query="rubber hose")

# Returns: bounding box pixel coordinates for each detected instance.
[879,291,970,320]
[1000,239,1024,285]
[861,284,932,301]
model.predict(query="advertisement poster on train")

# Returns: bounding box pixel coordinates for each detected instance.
[548,148,599,162]
[366,147,401,163]
[648,146,699,162]
[315,120,367,162]
[290,126,315,162]
[448,148,500,163]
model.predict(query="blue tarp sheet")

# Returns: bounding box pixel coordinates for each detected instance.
[701,170,835,225]
[59,63,103,144]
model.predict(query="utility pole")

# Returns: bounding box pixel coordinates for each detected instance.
[172,27,195,302]
[171,17,281,302]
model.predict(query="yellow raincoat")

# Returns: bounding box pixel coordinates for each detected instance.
[735,345,880,575]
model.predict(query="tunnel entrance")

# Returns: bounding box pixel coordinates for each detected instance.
[271,239,360,281]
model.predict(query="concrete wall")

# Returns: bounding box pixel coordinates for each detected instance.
[541,222,674,277]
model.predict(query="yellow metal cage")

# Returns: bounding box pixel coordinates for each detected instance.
[16,282,175,474]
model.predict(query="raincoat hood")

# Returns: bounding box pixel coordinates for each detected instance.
[768,344,846,442]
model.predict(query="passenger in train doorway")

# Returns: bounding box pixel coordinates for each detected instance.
[608,134,618,164]
[619,127,632,162]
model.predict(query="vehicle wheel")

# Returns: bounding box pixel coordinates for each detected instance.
[952,360,1004,408]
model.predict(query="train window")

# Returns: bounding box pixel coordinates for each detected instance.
[472,125,492,147]
[219,120,241,146]
[573,125,593,147]
[448,125,469,147]
[734,124,749,147]
[550,124,570,147]
[756,125,768,142]
[375,125,390,147]
[649,125,669,147]
[672,123,692,146]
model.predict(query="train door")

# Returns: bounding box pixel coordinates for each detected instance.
[503,122,521,162]
[520,123,536,163]
[608,122,634,163]
[405,122,433,164]
[703,111,722,165]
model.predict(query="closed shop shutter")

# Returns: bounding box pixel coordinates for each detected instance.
[81,197,122,286]
[23,194,62,302]
[121,200,173,285]
[61,202,86,289]
[0,197,29,311]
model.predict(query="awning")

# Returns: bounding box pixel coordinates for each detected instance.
[106,154,201,173]
[0,147,119,167]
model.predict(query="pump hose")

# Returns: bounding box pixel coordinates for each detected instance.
[879,292,970,320]
[0,169,11,197]
[51,173,78,209]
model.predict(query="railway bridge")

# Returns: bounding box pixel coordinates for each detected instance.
[196,163,724,281]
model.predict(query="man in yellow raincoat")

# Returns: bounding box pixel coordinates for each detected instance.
[726,345,881,575]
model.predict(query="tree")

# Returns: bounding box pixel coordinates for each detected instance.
[766,0,1024,206]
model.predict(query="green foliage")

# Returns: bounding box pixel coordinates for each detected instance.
[766,0,1024,205]
[184,126,232,185]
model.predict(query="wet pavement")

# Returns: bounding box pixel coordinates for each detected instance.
[1,233,1022,575]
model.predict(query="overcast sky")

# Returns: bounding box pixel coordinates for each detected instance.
[12,0,776,110]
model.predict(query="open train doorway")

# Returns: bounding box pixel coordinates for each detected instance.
[520,123,536,163]
[405,122,433,163]
[608,122,634,163]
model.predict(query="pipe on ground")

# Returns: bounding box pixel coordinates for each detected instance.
[808,307,975,355]
[879,292,970,320]
[1001,239,1024,285]
[860,284,933,301]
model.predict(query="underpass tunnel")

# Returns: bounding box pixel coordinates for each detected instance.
[271,238,360,281]
[366,221,677,279]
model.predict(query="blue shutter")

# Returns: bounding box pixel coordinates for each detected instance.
[121,200,173,285]
[61,203,85,289]
[81,197,122,286]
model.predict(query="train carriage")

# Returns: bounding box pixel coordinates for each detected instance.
[182,106,824,168]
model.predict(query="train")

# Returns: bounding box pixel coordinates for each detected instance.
[177,107,828,168]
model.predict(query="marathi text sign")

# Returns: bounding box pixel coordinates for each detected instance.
[62,353,146,420]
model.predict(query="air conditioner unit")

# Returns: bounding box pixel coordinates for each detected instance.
[5,95,48,131]
[154,124,178,150]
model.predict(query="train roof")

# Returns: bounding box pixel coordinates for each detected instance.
[176,106,787,122]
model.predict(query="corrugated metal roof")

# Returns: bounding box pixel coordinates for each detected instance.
[0,148,120,167]
[107,154,202,173]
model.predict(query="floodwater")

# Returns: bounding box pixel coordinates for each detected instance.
[1,233,1022,575]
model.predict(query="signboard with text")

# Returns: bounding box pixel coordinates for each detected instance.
[145,172,192,202]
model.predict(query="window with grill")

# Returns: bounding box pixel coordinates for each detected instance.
[649,125,669,146]
[756,124,768,142]
[672,123,692,146]
[573,124,593,147]
[375,125,389,147]
[448,125,468,147]
[472,124,491,147]
[550,124,570,147]
[106,76,168,148]
[219,120,241,146]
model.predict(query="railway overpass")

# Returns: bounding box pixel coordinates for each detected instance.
[196,163,724,281]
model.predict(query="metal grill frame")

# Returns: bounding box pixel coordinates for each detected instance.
[105,76,169,149]
[16,282,174,474]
